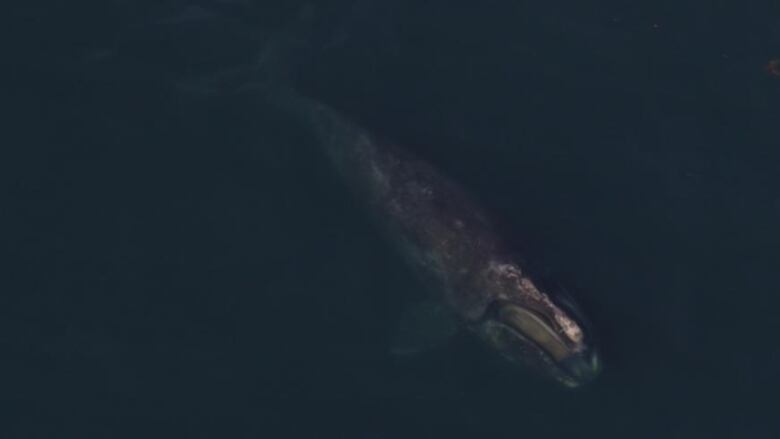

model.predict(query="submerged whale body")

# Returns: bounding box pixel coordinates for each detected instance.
[275,90,600,387]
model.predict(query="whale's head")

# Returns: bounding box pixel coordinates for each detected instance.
[473,262,600,387]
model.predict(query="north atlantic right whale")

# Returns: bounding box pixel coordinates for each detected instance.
[173,3,602,387]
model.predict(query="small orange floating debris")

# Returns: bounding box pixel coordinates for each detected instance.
[767,59,780,77]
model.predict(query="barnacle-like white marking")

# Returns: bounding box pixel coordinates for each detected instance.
[489,262,524,281]
[554,313,583,344]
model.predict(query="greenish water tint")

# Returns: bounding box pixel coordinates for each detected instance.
[5,1,780,437]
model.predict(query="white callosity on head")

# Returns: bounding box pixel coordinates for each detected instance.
[553,312,583,345]
[487,261,584,346]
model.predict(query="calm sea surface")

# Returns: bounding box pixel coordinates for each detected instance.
[6,1,780,437]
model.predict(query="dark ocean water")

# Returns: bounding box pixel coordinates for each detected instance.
[5,1,780,437]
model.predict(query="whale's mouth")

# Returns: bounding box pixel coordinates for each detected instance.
[497,304,572,362]
[480,301,600,387]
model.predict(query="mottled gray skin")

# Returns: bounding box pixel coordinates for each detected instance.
[279,91,599,386]
[302,97,561,319]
